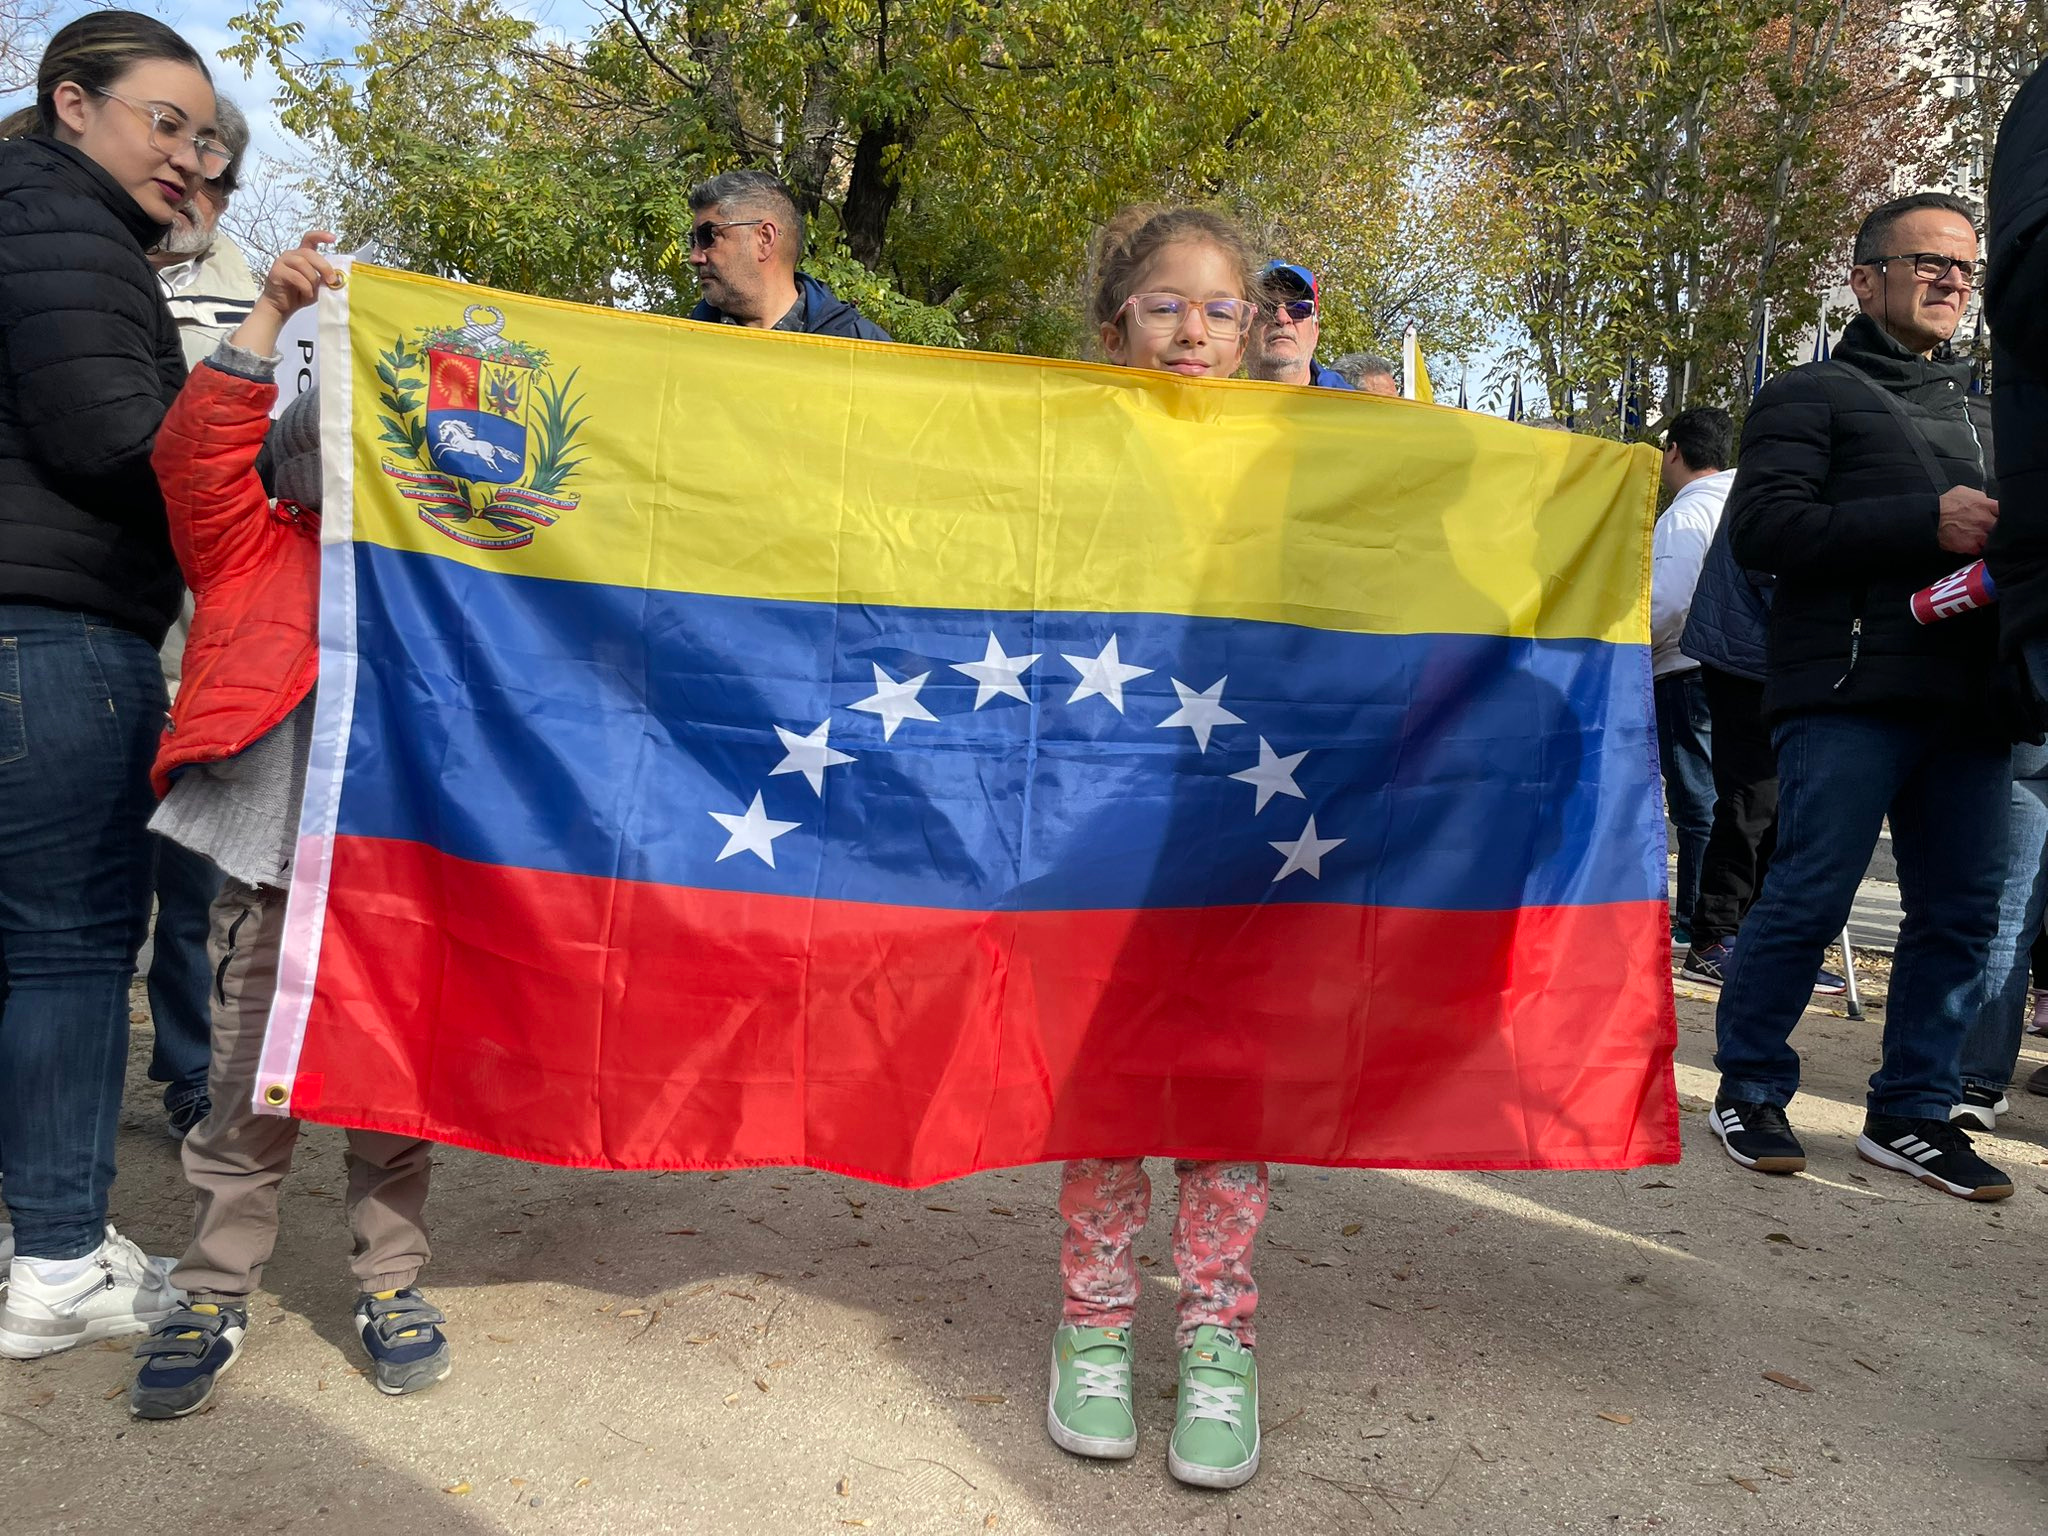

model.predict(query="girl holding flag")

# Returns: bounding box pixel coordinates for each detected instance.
[1043,205,1271,1492]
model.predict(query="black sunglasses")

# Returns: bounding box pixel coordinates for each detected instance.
[690,218,765,250]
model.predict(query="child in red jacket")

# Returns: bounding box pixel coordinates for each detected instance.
[128,237,450,1419]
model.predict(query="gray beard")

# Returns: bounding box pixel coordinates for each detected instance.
[158,219,214,259]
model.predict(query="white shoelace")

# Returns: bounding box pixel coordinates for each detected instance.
[1072,1357,1131,1404]
[1181,1379,1245,1426]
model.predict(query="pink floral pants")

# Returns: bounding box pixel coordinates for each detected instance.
[1058,1158,1269,1348]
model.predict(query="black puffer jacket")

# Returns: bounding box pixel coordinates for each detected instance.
[1727,313,1997,728]
[0,135,186,644]
[1984,63,2048,656]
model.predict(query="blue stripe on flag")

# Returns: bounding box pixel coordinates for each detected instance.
[333,544,1664,914]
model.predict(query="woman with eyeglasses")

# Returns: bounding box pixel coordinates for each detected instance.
[0,11,220,1358]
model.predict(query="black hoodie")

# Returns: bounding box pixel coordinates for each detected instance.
[0,135,187,644]
[1983,62,2048,655]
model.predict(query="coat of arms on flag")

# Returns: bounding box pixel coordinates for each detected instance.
[375,303,586,550]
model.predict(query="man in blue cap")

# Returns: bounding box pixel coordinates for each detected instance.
[1247,262,1354,390]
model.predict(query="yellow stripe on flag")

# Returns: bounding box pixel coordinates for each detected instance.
[343,266,1656,644]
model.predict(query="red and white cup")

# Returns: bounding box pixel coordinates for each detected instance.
[1909,560,1999,625]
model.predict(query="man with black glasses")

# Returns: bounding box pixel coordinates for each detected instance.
[1246,262,1354,389]
[686,170,890,341]
[1708,191,2016,1200]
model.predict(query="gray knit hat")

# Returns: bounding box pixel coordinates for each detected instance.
[257,385,322,512]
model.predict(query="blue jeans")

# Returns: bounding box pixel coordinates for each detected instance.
[0,606,167,1259]
[1714,709,2009,1119]
[146,835,221,1114]
[1961,647,2048,1092]
[1654,668,1715,930]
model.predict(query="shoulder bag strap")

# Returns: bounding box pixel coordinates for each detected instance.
[1828,360,1953,495]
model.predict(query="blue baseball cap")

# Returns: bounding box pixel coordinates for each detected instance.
[1263,261,1319,302]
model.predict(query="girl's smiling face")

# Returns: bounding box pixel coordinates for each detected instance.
[1099,239,1251,379]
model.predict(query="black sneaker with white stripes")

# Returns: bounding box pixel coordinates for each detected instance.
[1707,1097,1806,1173]
[1857,1113,2014,1201]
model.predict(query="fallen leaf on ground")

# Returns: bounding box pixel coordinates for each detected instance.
[842,1521,874,1529]
[597,1303,613,1313]
[1763,1233,1808,1249]
[102,1385,124,1400]
[754,1377,771,1392]
[661,1229,699,1236]
[1762,1466,1795,1478]
[769,1358,791,1369]
[725,1291,757,1302]
[925,1203,956,1212]
[1597,1412,1634,1425]
[685,1283,716,1297]
[836,1478,850,1497]
[1762,1371,1813,1393]
[1852,1358,1880,1374]
[985,1515,1000,1529]
[574,1478,592,1489]
[27,1390,53,1407]
[618,1308,645,1318]
[442,1481,472,1496]
[1639,1180,1675,1189]
[967,1393,1007,1404]
[722,1392,740,1405]
[494,1228,523,1236]
[1342,1223,1363,1236]
[686,1333,716,1345]
[1730,1476,1760,1494]
[487,1334,514,1344]
[509,1478,526,1488]
[988,1206,1014,1216]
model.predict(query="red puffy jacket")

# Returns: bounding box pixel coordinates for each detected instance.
[149,361,320,798]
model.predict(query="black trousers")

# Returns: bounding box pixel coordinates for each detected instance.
[1692,666,1778,948]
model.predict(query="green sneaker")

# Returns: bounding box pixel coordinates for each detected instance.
[1045,1325,1138,1459]
[1168,1325,1259,1489]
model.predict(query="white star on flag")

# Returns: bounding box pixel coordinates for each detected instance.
[952,633,1041,709]
[1230,737,1309,813]
[1157,676,1244,752]
[849,662,937,741]
[1269,816,1345,883]
[1061,634,1152,714]
[709,791,802,867]
[769,720,856,795]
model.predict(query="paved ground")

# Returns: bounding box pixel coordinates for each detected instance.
[5,977,2046,1535]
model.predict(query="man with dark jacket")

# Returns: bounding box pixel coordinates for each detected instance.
[685,170,890,341]
[1978,61,2048,1111]
[1246,262,1354,390]
[1708,190,2014,1201]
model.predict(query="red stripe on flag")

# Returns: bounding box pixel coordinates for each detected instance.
[288,836,1679,1182]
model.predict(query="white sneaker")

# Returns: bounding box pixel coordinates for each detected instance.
[0,1226,182,1359]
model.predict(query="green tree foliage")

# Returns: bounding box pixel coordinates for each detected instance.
[1411,0,1951,430]
[228,0,1432,355]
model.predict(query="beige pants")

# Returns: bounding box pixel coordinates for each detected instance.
[170,877,433,1301]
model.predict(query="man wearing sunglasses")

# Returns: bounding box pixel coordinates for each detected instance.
[1246,262,1353,390]
[1708,190,2016,1201]
[685,170,889,342]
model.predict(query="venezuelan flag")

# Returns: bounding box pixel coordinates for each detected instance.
[257,264,1677,1181]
